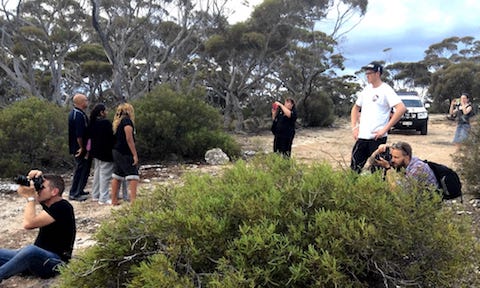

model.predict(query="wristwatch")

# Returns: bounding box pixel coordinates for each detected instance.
[27,196,35,202]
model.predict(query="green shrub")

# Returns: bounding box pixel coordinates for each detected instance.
[133,84,240,162]
[0,98,70,177]
[298,91,335,127]
[57,155,479,287]
[455,118,480,195]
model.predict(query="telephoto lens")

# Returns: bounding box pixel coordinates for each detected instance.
[14,175,30,187]
[14,175,44,191]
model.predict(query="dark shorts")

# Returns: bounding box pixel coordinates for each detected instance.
[112,149,139,181]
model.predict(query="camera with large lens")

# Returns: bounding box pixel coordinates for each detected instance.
[375,146,391,162]
[14,175,44,191]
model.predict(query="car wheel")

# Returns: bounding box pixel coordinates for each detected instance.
[420,123,428,135]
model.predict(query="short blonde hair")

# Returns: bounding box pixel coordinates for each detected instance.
[112,103,135,133]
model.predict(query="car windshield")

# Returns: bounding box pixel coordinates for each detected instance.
[402,99,424,108]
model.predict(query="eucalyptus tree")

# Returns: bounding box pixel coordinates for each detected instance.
[424,36,479,70]
[90,0,214,101]
[202,20,280,130]
[274,28,343,125]
[64,43,114,103]
[422,36,480,111]
[269,0,368,125]
[201,0,367,130]
[428,61,480,112]
[0,0,87,104]
[386,61,431,99]
[0,65,25,107]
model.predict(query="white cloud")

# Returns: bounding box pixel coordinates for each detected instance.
[224,0,480,75]
[226,0,262,24]
[339,0,480,72]
[357,1,409,31]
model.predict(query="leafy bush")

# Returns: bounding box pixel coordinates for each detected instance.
[455,117,480,195]
[298,91,335,127]
[57,155,479,287]
[0,98,70,177]
[133,84,240,162]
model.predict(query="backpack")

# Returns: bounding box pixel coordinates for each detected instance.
[424,160,463,202]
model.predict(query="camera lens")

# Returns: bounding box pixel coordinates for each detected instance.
[14,175,30,186]
[14,175,44,191]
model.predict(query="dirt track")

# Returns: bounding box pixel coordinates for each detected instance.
[244,113,457,168]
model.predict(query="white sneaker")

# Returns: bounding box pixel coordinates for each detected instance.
[98,199,112,205]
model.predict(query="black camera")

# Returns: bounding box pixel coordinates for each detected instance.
[375,146,391,162]
[14,175,44,191]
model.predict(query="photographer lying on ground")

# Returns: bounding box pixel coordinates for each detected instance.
[366,141,438,188]
[0,170,76,283]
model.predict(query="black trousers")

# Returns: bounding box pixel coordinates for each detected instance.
[273,134,294,157]
[69,155,92,197]
[350,137,387,173]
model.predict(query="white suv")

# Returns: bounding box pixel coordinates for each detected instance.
[393,92,429,135]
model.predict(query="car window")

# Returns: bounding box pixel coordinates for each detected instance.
[402,99,424,108]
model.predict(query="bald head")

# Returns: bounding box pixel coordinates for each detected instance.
[73,94,88,110]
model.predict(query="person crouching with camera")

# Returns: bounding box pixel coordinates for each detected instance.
[0,170,76,283]
[365,142,438,188]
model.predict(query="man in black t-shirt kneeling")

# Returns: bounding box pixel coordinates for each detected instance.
[0,170,76,282]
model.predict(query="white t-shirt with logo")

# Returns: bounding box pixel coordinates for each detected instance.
[355,83,402,140]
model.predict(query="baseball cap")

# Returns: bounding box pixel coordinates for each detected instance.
[362,62,383,74]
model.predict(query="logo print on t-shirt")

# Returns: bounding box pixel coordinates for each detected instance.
[372,94,379,102]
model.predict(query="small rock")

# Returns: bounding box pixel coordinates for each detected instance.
[0,183,19,194]
[456,210,473,215]
[470,199,480,207]
[205,148,230,165]
[242,150,257,159]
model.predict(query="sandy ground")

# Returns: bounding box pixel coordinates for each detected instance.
[244,113,457,167]
[0,114,466,287]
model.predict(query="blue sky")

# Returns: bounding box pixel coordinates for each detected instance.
[229,0,480,74]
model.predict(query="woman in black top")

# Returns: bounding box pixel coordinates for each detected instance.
[271,98,297,157]
[111,103,139,205]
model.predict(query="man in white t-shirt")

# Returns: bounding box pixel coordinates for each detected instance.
[350,62,406,173]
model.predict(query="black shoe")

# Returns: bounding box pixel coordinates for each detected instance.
[80,191,90,196]
[69,195,88,202]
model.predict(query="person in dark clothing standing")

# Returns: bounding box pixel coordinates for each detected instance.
[111,103,139,205]
[68,93,91,201]
[0,170,76,282]
[271,98,297,157]
[89,103,115,205]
